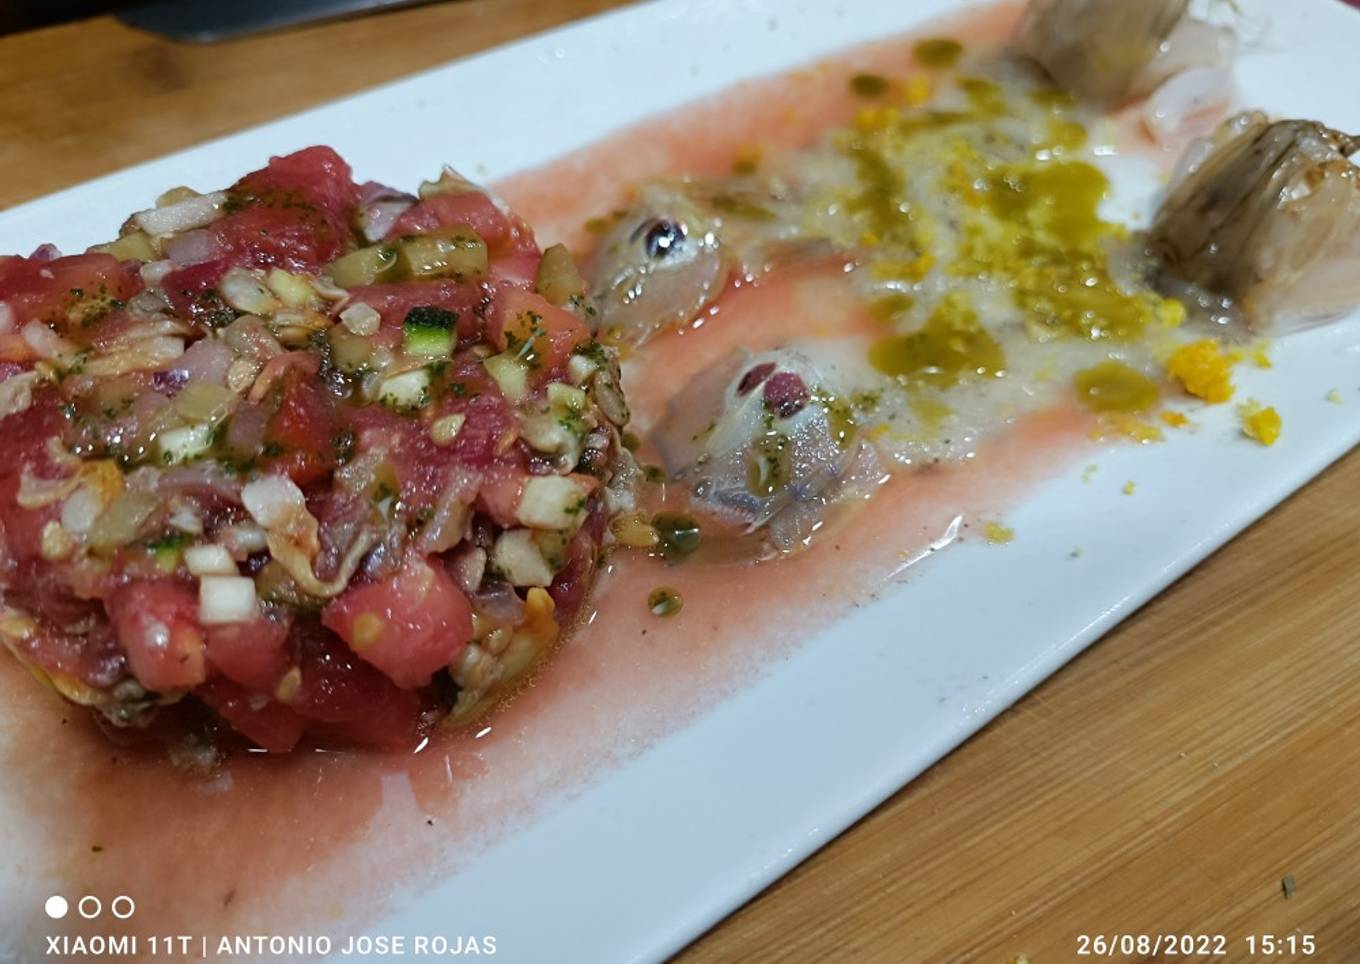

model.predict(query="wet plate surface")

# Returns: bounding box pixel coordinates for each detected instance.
[2,0,1359,961]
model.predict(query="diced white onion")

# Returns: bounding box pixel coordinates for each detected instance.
[429,413,466,445]
[0,370,39,419]
[164,229,225,266]
[40,520,75,561]
[491,528,555,587]
[567,352,598,385]
[339,302,381,336]
[218,522,269,558]
[220,268,280,315]
[267,269,314,308]
[167,501,204,535]
[185,543,239,576]
[156,423,215,465]
[241,475,308,531]
[547,382,588,413]
[140,260,176,286]
[21,320,77,362]
[60,485,105,534]
[134,191,228,237]
[379,368,432,410]
[484,353,528,402]
[311,277,349,302]
[357,197,415,242]
[516,475,590,531]
[519,412,572,455]
[82,336,185,377]
[197,575,258,625]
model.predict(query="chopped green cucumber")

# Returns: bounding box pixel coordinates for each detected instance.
[402,305,456,358]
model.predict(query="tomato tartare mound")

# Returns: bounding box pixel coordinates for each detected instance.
[0,148,633,756]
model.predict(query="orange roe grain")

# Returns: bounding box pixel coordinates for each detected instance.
[1167,339,1235,403]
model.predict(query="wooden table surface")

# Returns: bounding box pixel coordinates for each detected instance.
[3,3,1357,961]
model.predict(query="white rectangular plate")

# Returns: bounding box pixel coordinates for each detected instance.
[2,1,1359,961]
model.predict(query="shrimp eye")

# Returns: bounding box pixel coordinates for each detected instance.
[640,219,685,259]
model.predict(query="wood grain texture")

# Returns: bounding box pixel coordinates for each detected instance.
[2,4,1357,961]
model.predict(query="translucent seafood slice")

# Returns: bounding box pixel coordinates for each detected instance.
[653,348,878,552]
[1150,113,1360,333]
[1016,0,1209,105]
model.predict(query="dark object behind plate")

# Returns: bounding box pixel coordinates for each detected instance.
[1,0,124,34]
[119,0,436,42]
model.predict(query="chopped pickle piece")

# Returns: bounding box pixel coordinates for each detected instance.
[92,232,157,263]
[327,244,399,288]
[395,225,488,281]
[328,325,375,373]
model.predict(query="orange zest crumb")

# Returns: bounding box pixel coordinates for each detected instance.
[984,521,1014,544]
[902,74,934,106]
[1167,339,1235,403]
[1122,481,1136,496]
[1251,340,1273,369]
[1238,399,1282,446]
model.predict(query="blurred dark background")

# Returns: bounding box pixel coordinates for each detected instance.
[1,0,434,40]
[0,0,121,34]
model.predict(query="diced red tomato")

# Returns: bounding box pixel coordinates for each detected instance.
[288,626,423,750]
[0,253,141,329]
[198,678,308,753]
[487,245,542,291]
[0,393,73,564]
[0,334,35,364]
[9,615,126,691]
[385,191,517,251]
[262,374,341,487]
[488,289,590,378]
[547,514,605,625]
[205,611,293,691]
[213,147,358,272]
[344,377,514,512]
[475,462,527,527]
[322,554,472,688]
[342,280,486,346]
[161,258,234,329]
[438,389,521,470]
[105,580,208,692]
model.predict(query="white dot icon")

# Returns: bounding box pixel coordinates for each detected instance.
[44,896,68,919]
